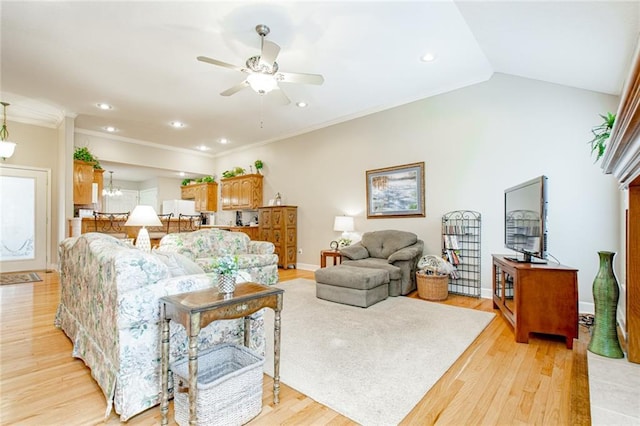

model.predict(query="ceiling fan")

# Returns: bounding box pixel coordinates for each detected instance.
[197,24,324,104]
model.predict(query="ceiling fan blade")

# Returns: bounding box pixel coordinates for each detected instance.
[220,81,250,96]
[259,40,280,69]
[197,56,246,73]
[271,86,291,105]
[276,71,324,85]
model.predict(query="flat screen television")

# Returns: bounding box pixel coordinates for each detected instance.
[504,175,548,263]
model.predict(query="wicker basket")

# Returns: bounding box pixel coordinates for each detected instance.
[416,271,449,301]
[171,343,264,426]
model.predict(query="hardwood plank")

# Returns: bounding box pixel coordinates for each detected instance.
[0,269,589,425]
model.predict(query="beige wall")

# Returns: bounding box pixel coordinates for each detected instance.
[1,120,60,267]
[215,73,620,309]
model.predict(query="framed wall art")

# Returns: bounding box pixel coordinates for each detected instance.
[366,162,425,218]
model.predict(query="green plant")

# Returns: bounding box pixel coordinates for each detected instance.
[201,175,215,183]
[181,178,193,186]
[73,146,101,169]
[211,255,239,276]
[588,112,616,162]
[254,160,263,170]
[222,167,246,179]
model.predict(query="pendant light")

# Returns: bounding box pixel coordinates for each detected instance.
[0,102,17,160]
[103,171,122,197]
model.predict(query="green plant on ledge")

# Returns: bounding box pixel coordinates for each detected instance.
[221,167,246,179]
[181,178,193,186]
[73,146,102,169]
[588,112,616,162]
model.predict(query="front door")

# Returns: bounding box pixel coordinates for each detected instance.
[0,165,49,273]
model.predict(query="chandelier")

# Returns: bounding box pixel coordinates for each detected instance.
[0,102,17,160]
[103,171,122,197]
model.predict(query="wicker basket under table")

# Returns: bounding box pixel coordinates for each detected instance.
[171,343,265,426]
[416,271,449,301]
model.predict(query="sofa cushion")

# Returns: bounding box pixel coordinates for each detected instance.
[152,251,205,277]
[361,230,418,259]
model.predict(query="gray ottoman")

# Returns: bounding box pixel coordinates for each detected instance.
[314,265,389,308]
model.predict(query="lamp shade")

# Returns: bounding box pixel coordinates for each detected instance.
[125,205,162,227]
[333,216,354,233]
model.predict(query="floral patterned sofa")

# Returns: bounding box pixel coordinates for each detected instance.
[55,232,266,421]
[156,228,279,285]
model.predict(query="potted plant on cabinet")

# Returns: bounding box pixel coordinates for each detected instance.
[74,146,101,169]
[254,160,264,174]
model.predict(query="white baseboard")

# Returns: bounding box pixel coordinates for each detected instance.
[295,263,319,271]
[580,301,594,315]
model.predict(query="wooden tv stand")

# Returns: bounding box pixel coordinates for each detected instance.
[492,255,578,349]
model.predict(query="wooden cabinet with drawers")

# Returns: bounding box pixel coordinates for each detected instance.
[180,182,218,212]
[258,206,297,269]
[221,174,263,210]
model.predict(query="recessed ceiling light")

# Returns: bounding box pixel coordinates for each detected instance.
[296,102,308,108]
[219,138,229,144]
[97,103,112,110]
[178,172,186,177]
[420,53,437,62]
[103,126,117,132]
[170,121,185,128]
[197,145,210,151]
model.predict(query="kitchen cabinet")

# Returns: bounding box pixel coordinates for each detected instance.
[93,169,104,211]
[229,226,260,240]
[259,206,297,268]
[180,182,218,212]
[221,174,263,210]
[73,160,95,205]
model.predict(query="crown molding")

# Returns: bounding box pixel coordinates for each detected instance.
[75,128,215,158]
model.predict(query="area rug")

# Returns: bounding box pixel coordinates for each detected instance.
[0,271,42,285]
[263,278,495,426]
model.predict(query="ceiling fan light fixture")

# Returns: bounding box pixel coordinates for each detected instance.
[247,73,278,94]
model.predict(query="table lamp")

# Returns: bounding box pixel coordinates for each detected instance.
[125,205,162,252]
[333,216,354,239]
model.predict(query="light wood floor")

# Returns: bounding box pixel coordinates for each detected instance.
[0,269,589,425]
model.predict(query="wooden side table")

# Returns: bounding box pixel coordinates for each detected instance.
[320,249,342,267]
[160,282,284,426]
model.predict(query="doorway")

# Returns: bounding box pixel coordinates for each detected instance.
[0,165,50,273]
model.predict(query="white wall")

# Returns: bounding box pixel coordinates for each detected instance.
[215,73,620,309]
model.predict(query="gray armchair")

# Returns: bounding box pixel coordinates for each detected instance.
[339,230,424,296]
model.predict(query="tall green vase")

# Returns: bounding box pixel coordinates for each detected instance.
[587,251,624,358]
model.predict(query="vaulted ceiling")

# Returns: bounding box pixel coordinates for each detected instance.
[1,1,638,179]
